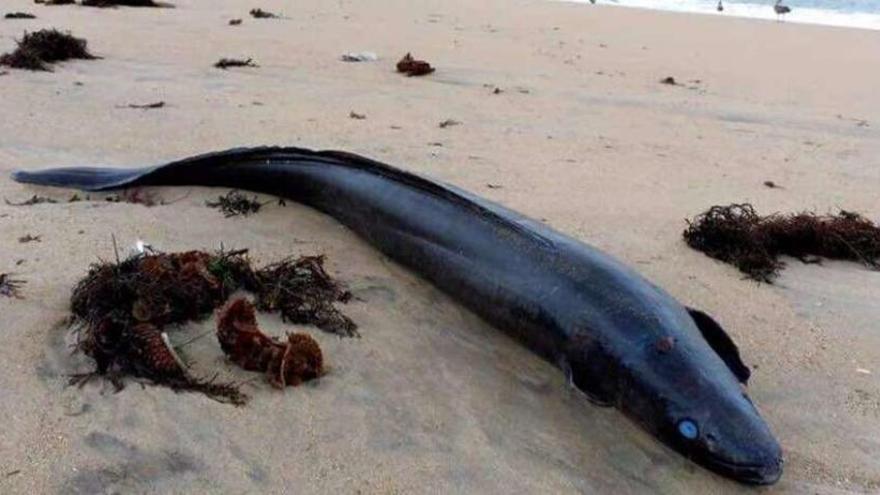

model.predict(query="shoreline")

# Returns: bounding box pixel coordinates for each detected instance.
[559,0,880,31]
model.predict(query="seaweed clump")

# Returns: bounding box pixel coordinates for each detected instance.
[69,249,355,403]
[684,203,880,282]
[5,12,37,18]
[206,190,264,217]
[0,29,95,71]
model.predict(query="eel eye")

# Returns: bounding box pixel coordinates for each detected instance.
[677,419,699,440]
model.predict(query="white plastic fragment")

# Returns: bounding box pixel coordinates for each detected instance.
[340,51,379,62]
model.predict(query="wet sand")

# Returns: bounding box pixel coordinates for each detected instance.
[1,0,879,493]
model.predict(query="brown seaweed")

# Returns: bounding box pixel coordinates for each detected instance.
[684,203,880,282]
[5,12,37,18]
[396,53,434,76]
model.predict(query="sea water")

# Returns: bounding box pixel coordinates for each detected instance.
[563,0,880,30]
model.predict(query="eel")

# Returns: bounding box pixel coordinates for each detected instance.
[12,146,783,484]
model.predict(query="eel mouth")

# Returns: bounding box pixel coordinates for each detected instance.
[703,455,783,485]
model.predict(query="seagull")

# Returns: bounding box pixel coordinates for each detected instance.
[774,0,791,21]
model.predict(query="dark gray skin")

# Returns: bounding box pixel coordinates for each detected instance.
[13,146,783,484]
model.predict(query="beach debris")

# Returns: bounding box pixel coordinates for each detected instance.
[81,0,163,6]
[206,190,264,217]
[684,203,880,282]
[104,188,160,206]
[229,18,242,25]
[486,184,502,189]
[0,70,7,76]
[660,76,679,85]
[763,180,782,189]
[5,195,59,206]
[0,273,25,298]
[5,12,37,18]
[438,119,461,129]
[18,234,41,243]
[217,298,323,387]
[396,53,434,76]
[214,57,257,69]
[493,87,503,94]
[340,51,378,62]
[120,101,165,109]
[34,0,75,4]
[68,249,355,403]
[349,111,366,120]
[249,8,277,18]
[856,368,872,375]
[0,29,95,71]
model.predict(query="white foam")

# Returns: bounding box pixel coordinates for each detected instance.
[561,0,880,31]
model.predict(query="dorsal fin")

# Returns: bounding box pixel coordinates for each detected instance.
[687,308,751,385]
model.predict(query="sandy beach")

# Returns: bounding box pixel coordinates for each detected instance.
[1,0,879,493]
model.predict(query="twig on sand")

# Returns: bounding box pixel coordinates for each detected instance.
[214,57,257,69]
[118,101,165,109]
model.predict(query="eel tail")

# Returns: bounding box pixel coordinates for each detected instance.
[9,146,308,191]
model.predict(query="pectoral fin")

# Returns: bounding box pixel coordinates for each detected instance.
[687,308,751,385]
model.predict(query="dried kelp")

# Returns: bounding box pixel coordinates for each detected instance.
[254,255,357,337]
[206,190,264,217]
[5,12,37,19]
[217,298,323,387]
[0,29,95,71]
[69,250,354,403]
[684,203,880,282]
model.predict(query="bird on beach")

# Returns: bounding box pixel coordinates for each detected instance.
[774,0,791,21]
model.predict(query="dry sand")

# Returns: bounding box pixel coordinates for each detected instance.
[1,0,879,493]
